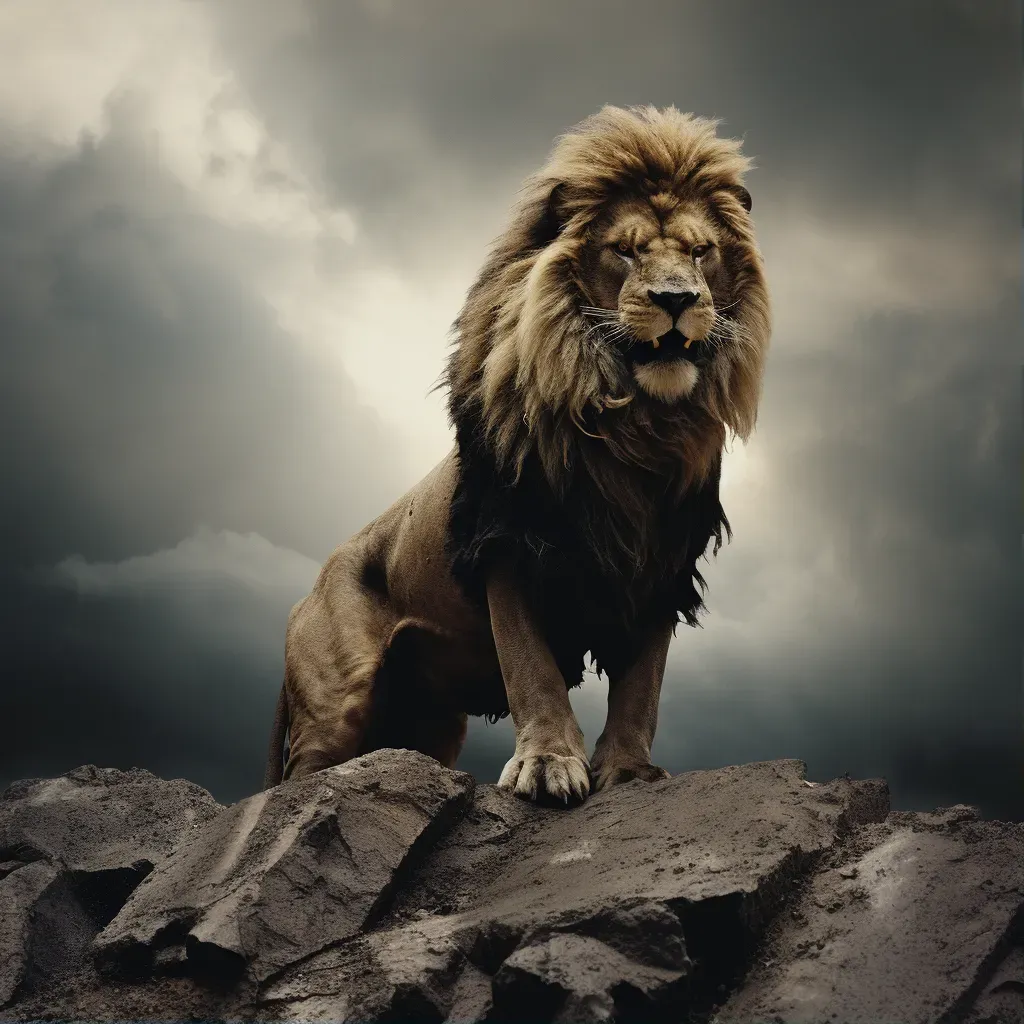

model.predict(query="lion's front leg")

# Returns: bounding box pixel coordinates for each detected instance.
[590,621,674,792]
[486,566,590,805]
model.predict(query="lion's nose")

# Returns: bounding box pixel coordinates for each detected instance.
[648,289,701,319]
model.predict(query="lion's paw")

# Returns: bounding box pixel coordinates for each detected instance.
[498,752,590,805]
[590,760,671,793]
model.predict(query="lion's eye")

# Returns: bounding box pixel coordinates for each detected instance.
[691,243,712,259]
[615,241,633,256]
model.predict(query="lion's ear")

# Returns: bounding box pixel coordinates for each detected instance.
[725,184,752,213]
[528,181,569,248]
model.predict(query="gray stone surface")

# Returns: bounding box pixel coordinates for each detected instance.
[258,916,467,1023]
[390,760,888,927]
[261,759,890,1021]
[964,940,1024,1024]
[93,748,475,984]
[0,753,1018,1024]
[492,931,687,1023]
[0,862,60,1006]
[444,963,494,1024]
[0,765,221,1008]
[0,765,221,873]
[718,805,1024,1024]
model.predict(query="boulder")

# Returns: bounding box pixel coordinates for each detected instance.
[0,765,220,874]
[1,753,1020,1024]
[718,805,1024,1024]
[0,862,60,1006]
[492,930,687,1023]
[0,765,221,1007]
[93,748,475,984]
[262,759,890,1020]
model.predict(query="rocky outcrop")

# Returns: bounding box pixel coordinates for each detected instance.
[718,806,1024,1024]
[0,764,220,1008]
[0,751,1020,1023]
[93,751,473,985]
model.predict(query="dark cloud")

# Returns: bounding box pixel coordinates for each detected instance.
[211,0,1019,242]
[1,577,290,801]
[0,91,409,799]
[1,1,1019,820]
[0,96,409,572]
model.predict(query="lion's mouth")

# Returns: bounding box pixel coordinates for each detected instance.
[619,329,710,367]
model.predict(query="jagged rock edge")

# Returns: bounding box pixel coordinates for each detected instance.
[255,773,477,995]
[934,901,1024,1024]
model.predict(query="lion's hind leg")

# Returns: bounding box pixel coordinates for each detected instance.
[409,710,468,769]
[282,557,396,782]
[367,705,468,770]
[360,620,469,769]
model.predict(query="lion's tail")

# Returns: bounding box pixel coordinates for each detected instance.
[263,680,288,790]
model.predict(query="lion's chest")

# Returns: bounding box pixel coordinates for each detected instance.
[525,545,680,684]
[447,441,726,682]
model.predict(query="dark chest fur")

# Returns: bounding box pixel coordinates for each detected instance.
[446,411,730,684]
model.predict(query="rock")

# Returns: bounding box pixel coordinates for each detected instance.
[1,754,1017,1024]
[563,898,689,972]
[0,862,60,1006]
[963,940,1024,1024]
[0,765,221,874]
[0,765,221,1007]
[94,748,475,985]
[264,759,889,1021]
[364,915,466,1021]
[389,760,888,929]
[444,963,494,1024]
[492,932,687,1023]
[718,808,1024,1024]
[257,898,467,1021]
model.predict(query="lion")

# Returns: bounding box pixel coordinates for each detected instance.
[264,104,771,804]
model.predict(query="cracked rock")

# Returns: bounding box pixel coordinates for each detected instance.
[492,931,687,1023]
[93,748,474,984]
[444,963,494,1024]
[264,759,888,1021]
[385,759,888,993]
[5,755,1017,1024]
[718,809,1024,1023]
[259,914,466,1023]
[0,765,221,875]
[0,861,61,1006]
[0,765,221,1006]
[963,938,1024,1024]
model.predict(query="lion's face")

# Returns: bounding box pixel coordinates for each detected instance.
[579,193,736,404]
[450,105,770,482]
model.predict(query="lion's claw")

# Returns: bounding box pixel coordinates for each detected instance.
[498,752,590,805]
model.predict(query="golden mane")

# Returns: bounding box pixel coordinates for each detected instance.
[445,104,771,582]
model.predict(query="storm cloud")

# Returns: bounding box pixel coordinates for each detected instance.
[1,0,1019,817]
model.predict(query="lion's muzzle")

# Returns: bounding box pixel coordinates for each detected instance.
[618,328,712,368]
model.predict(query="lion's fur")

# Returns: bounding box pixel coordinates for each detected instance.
[267,105,771,792]
[444,105,769,589]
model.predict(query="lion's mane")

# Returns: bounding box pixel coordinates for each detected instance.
[443,105,771,680]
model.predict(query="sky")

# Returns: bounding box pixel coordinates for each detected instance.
[0,0,1020,820]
